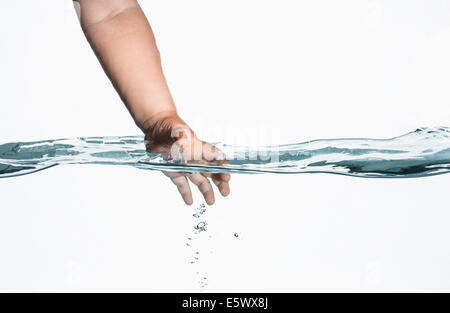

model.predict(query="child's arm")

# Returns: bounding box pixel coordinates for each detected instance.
[75,0,174,130]
[74,0,230,205]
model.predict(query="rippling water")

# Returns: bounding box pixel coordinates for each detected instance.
[1,127,449,178]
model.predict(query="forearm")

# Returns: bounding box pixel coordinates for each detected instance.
[75,0,177,131]
[74,1,229,205]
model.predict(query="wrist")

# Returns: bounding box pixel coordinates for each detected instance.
[141,110,195,146]
[139,109,179,134]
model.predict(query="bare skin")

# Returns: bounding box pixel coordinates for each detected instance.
[74,0,230,205]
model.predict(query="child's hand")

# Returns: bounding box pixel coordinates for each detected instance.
[143,112,230,205]
[75,1,229,205]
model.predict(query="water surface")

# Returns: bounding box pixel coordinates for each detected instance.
[1,127,449,178]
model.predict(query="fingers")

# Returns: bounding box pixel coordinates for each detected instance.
[165,171,230,205]
[196,171,230,195]
[209,172,230,196]
[218,172,231,182]
[188,173,215,205]
[198,141,230,198]
[212,176,230,197]
[170,175,193,205]
[192,171,230,196]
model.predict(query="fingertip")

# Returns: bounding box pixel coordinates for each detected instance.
[182,193,193,205]
[205,194,215,205]
[220,183,230,197]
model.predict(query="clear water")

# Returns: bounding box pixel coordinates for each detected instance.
[1,127,450,179]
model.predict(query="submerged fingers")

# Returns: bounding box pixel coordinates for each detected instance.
[199,172,230,197]
[165,168,230,205]
[217,172,230,182]
[210,173,230,196]
[212,176,230,197]
[170,175,193,205]
[188,173,215,205]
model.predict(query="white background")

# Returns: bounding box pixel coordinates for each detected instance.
[0,0,449,291]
